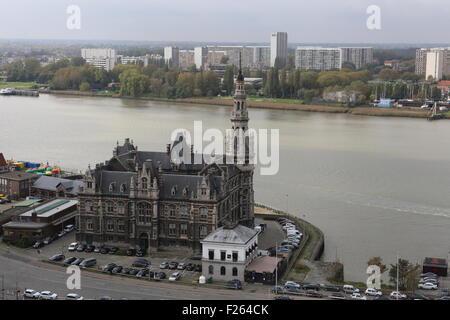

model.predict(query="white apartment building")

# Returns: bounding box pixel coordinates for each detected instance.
[270,32,288,68]
[416,48,450,77]
[295,47,342,71]
[81,48,117,71]
[194,46,209,70]
[164,46,180,67]
[201,224,258,282]
[340,47,373,69]
[426,50,445,80]
[179,50,195,69]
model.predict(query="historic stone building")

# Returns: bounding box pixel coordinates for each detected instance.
[76,66,255,252]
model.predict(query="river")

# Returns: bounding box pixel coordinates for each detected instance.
[1,94,450,282]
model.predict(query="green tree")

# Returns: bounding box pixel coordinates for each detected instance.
[175,73,195,98]
[119,69,149,97]
[389,259,420,291]
[222,66,235,95]
[79,81,90,91]
[71,57,86,67]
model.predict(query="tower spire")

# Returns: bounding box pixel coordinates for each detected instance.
[237,52,244,81]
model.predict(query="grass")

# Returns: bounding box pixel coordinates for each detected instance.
[0,81,47,89]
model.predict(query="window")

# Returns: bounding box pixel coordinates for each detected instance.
[120,184,126,193]
[180,205,188,217]
[128,203,134,215]
[107,220,114,232]
[200,225,208,238]
[208,249,214,260]
[232,267,238,277]
[220,251,226,261]
[220,266,226,276]
[200,207,208,219]
[137,202,151,224]
[209,265,214,275]
[86,219,93,231]
[118,223,125,233]
[169,224,176,236]
[109,183,115,192]
[106,201,114,213]
[232,251,238,262]
[117,202,124,215]
[169,205,176,217]
[183,187,188,196]
[171,186,177,195]
[85,200,93,212]
[87,181,92,189]
[180,223,187,235]
[142,178,148,190]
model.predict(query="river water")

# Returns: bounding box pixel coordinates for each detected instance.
[1,94,450,282]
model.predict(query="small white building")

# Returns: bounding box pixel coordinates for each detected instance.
[201,223,258,282]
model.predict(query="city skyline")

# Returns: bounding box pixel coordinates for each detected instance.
[2,0,450,43]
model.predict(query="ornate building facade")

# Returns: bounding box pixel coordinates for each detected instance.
[76,68,255,252]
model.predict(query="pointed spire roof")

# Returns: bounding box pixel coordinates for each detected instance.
[237,52,244,81]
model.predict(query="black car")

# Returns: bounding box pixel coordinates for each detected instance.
[190,255,202,261]
[330,292,346,300]
[49,254,65,262]
[121,268,132,275]
[102,263,117,273]
[274,295,292,300]
[136,249,145,257]
[132,258,150,268]
[109,247,119,254]
[194,264,202,272]
[306,290,323,298]
[126,248,136,256]
[85,245,95,253]
[111,266,123,274]
[100,247,110,254]
[324,285,341,292]
[136,269,148,278]
[225,279,242,290]
[76,244,86,252]
[168,262,178,269]
[71,258,85,266]
[32,241,44,249]
[302,284,320,291]
[63,257,77,265]
[155,272,166,280]
[129,269,139,276]
[185,263,195,271]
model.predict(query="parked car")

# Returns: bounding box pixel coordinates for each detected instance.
[418,282,438,290]
[271,286,284,294]
[111,266,123,274]
[68,242,79,252]
[109,247,119,254]
[63,257,77,265]
[274,295,292,300]
[64,224,75,232]
[351,293,367,300]
[126,248,136,256]
[85,245,95,253]
[121,267,132,275]
[136,269,148,278]
[76,244,86,252]
[79,258,97,268]
[136,248,145,257]
[419,277,438,284]
[169,261,179,269]
[132,258,150,268]
[32,241,44,249]
[185,263,195,271]
[225,279,242,290]
[71,258,84,266]
[23,289,40,299]
[155,272,166,280]
[194,264,202,272]
[100,247,110,254]
[57,230,66,238]
[284,281,301,290]
[98,296,113,300]
[169,272,181,281]
[365,288,383,296]
[177,263,186,270]
[159,262,169,269]
[39,291,58,300]
[48,254,65,262]
[343,285,359,294]
[324,285,340,292]
[66,293,84,300]
[306,290,323,298]
[330,292,346,300]
[94,247,101,253]
[129,269,139,276]
[302,284,320,291]
[190,255,202,261]
[390,291,407,299]
[420,272,438,278]
[102,263,117,273]
[437,296,450,300]
[43,237,52,245]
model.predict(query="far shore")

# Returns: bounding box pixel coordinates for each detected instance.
[39,89,447,120]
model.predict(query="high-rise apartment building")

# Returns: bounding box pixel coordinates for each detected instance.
[340,47,373,69]
[270,32,288,68]
[295,47,342,71]
[426,50,445,80]
[416,48,450,78]
[81,48,117,71]
[194,47,209,70]
[179,50,195,69]
[164,46,180,67]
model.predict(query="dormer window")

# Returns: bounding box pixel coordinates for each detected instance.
[120,184,126,193]
[182,187,188,196]
[109,183,115,192]
[171,186,177,196]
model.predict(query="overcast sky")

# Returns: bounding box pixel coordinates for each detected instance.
[1,0,449,43]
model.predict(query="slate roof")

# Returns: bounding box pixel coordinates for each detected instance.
[0,171,38,181]
[95,170,136,195]
[202,224,257,245]
[32,176,83,195]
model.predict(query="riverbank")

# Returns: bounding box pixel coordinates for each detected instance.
[40,89,448,120]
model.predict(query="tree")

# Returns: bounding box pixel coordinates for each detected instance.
[203,71,220,96]
[389,258,420,291]
[222,66,235,95]
[367,256,387,274]
[341,62,356,71]
[119,69,149,97]
[71,57,86,67]
[79,81,90,91]
[175,73,195,98]
[220,56,230,64]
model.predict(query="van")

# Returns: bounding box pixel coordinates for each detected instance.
[343,285,358,294]
[80,258,97,268]
[64,224,75,232]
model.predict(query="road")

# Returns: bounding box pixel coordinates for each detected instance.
[0,251,283,300]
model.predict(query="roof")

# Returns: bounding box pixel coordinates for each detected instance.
[0,171,38,181]
[96,170,136,195]
[202,224,257,245]
[14,199,42,207]
[0,153,6,166]
[246,256,281,274]
[3,221,49,229]
[423,257,448,267]
[20,199,78,218]
[32,176,83,195]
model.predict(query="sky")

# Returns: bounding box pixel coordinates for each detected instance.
[1,0,449,44]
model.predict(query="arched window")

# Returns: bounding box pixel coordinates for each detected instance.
[117,202,125,215]
[142,178,148,190]
[209,265,214,275]
[109,182,115,192]
[137,202,151,223]
[120,184,126,193]
[220,266,226,276]
[232,267,238,277]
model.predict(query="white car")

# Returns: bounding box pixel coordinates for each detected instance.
[23,289,41,299]
[365,288,382,296]
[351,293,367,300]
[284,281,301,289]
[64,224,75,232]
[169,272,181,281]
[66,293,84,300]
[343,285,359,294]
[418,282,438,290]
[39,291,58,300]
[390,291,407,299]
[68,242,79,251]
